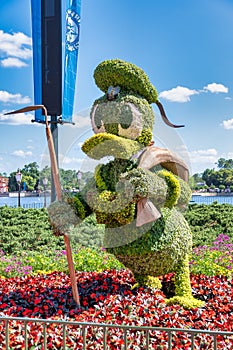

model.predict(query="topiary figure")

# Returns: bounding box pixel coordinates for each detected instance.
[49,59,204,309]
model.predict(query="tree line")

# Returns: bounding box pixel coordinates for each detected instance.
[1,157,233,192]
[190,158,233,191]
[1,162,91,192]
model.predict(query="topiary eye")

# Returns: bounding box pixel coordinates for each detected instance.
[91,100,143,139]
[91,104,106,134]
[119,104,133,129]
[118,103,143,140]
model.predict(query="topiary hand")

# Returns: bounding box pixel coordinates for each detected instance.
[47,199,79,236]
[119,168,167,204]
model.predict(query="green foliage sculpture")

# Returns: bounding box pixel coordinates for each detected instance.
[49,59,204,309]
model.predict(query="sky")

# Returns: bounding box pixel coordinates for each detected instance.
[1,0,233,176]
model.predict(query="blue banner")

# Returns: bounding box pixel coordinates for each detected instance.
[62,0,81,123]
[31,0,43,122]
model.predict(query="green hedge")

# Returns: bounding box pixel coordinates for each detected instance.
[1,202,233,256]
[185,202,233,246]
[0,206,103,254]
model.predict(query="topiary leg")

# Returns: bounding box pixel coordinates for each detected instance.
[132,274,162,290]
[166,255,204,309]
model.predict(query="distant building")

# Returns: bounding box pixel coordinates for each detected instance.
[0,176,9,193]
[196,182,206,187]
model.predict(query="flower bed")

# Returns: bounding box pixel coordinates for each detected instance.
[0,270,233,349]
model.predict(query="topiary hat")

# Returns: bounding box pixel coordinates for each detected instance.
[94,59,184,128]
[94,59,158,104]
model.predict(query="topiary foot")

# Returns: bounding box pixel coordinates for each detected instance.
[165,295,205,309]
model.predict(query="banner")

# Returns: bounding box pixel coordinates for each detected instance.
[62,0,81,123]
[31,0,43,122]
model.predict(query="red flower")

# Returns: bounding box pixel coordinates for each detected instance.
[0,271,233,348]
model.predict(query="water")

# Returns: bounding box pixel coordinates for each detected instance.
[0,194,232,208]
[0,195,51,209]
[191,195,233,205]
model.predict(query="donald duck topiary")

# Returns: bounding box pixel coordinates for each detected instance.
[50,59,204,309]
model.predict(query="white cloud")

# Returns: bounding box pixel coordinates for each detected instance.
[188,148,219,174]
[0,91,31,104]
[1,57,28,68]
[62,156,83,165]
[189,148,218,164]
[0,30,32,60]
[222,118,233,130]
[223,151,233,159]
[0,111,34,125]
[159,82,229,104]
[159,86,199,102]
[203,83,228,94]
[11,150,33,158]
[72,110,91,127]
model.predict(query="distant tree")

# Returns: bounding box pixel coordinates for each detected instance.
[202,168,216,187]
[59,169,77,190]
[193,173,203,182]
[214,169,233,187]
[216,158,233,169]
[21,162,40,192]
[8,162,40,192]
[22,162,40,179]
[8,171,18,192]
[39,166,51,190]
[22,175,37,191]
[39,167,94,192]
[219,184,225,191]
[188,176,195,189]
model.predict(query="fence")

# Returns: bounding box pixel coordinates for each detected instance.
[1,316,233,349]
[11,202,44,209]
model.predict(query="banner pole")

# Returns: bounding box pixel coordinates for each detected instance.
[50,115,59,203]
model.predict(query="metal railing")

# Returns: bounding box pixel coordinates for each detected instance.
[1,316,233,349]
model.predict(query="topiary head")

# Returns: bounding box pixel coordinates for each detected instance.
[82,59,184,160]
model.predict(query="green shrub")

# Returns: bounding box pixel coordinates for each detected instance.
[190,234,233,277]
[0,206,64,254]
[185,202,233,247]
[0,246,123,278]
[70,214,105,248]
[1,202,233,279]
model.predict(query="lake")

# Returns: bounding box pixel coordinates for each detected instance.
[191,194,233,205]
[0,195,51,209]
[0,194,232,208]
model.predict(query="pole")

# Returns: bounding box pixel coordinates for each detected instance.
[50,115,58,203]
[4,105,80,306]
[18,183,21,207]
[44,185,46,208]
[44,108,80,306]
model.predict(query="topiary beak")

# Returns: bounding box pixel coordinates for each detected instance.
[81,133,144,160]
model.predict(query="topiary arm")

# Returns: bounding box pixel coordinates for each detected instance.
[176,177,192,210]
[119,168,168,207]
[120,168,190,210]
[157,170,181,208]
[47,181,94,237]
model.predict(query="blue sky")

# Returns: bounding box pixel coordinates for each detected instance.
[1,0,233,176]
